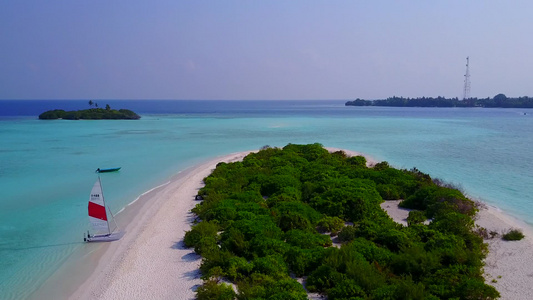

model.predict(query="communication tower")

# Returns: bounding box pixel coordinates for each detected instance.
[462,57,471,100]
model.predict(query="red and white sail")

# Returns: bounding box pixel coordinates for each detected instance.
[88,178,110,236]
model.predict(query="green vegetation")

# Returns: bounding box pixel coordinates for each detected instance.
[346,94,533,108]
[38,102,140,120]
[196,280,236,300]
[502,229,525,241]
[185,143,499,299]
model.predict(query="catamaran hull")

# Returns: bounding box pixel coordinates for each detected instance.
[85,231,124,242]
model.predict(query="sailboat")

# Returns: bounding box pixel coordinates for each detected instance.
[84,177,122,242]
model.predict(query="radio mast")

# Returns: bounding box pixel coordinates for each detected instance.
[462,57,471,100]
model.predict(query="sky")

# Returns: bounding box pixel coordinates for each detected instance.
[1,1,532,100]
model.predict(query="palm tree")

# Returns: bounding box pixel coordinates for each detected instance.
[88,100,94,108]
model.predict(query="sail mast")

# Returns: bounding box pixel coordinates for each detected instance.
[99,176,112,235]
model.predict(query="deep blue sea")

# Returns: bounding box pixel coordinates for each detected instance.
[0,100,532,299]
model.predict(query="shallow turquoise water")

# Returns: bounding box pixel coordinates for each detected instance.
[0,103,532,299]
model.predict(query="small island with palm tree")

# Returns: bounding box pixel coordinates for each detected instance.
[39,100,141,120]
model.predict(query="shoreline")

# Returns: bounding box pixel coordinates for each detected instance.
[32,151,255,300]
[32,148,533,300]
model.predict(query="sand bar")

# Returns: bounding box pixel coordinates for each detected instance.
[28,151,253,300]
[33,148,533,300]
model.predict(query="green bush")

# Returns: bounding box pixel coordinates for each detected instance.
[317,216,345,234]
[184,221,219,250]
[196,279,236,300]
[502,229,525,241]
[225,256,254,281]
[377,184,402,200]
[326,279,367,299]
[407,210,426,226]
[306,265,346,292]
[346,155,367,168]
[338,225,358,242]
[285,247,326,277]
[252,255,288,278]
[195,236,219,256]
[284,229,332,248]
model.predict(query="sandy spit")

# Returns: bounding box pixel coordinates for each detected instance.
[68,151,254,300]
[52,147,532,300]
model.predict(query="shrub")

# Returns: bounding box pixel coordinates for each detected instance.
[195,236,219,256]
[196,279,236,300]
[285,247,326,277]
[252,255,288,278]
[345,238,393,265]
[346,155,367,168]
[407,210,426,226]
[306,265,346,292]
[284,229,332,248]
[225,256,254,281]
[326,279,367,299]
[338,225,358,242]
[272,201,320,231]
[376,229,410,252]
[502,229,525,241]
[317,216,345,234]
[377,184,402,200]
[184,221,219,250]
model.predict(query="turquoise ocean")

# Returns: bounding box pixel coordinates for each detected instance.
[0,100,531,299]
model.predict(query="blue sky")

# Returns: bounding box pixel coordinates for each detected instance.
[1,1,532,100]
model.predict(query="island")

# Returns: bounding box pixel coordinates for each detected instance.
[346,94,533,108]
[184,143,500,299]
[39,102,140,120]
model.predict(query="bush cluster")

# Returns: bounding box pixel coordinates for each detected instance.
[185,143,499,299]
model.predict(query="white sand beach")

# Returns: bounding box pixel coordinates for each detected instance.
[65,151,254,300]
[33,148,532,300]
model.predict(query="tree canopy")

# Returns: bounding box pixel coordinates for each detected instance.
[38,107,140,120]
[346,94,533,108]
[185,143,499,299]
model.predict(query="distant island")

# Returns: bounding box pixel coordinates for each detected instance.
[346,94,533,108]
[39,101,140,120]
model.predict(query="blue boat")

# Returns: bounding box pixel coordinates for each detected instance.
[95,167,121,173]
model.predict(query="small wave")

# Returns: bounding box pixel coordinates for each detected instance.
[115,180,173,215]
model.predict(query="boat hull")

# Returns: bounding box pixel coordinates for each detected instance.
[85,231,124,242]
[96,167,121,173]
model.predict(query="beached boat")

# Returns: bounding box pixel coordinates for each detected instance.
[84,177,122,242]
[95,167,121,173]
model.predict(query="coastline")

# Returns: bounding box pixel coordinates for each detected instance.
[32,148,533,300]
[32,151,254,300]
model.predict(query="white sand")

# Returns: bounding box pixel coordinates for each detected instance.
[69,151,254,300]
[62,147,532,300]
[381,200,533,300]
[476,205,533,299]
